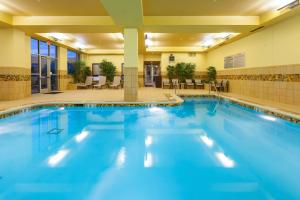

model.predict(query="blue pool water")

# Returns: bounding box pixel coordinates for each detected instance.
[0,98,300,200]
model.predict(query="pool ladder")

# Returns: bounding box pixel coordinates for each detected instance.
[209,82,221,100]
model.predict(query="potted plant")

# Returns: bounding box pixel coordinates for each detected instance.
[184,63,196,80]
[166,65,176,80]
[100,60,116,83]
[206,66,217,91]
[175,62,186,83]
[68,61,91,90]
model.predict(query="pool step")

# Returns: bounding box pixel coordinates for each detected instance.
[47,128,64,135]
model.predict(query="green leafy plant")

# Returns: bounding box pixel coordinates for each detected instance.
[100,60,116,82]
[175,62,186,83]
[184,63,196,79]
[72,61,91,83]
[166,65,176,80]
[207,66,217,83]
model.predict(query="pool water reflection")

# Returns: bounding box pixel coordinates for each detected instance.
[0,97,300,200]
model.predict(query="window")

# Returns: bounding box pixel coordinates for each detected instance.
[50,45,57,58]
[31,38,39,55]
[67,50,79,74]
[31,38,40,93]
[39,41,49,56]
[31,38,58,93]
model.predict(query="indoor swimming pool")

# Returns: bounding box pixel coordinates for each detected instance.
[0,97,299,200]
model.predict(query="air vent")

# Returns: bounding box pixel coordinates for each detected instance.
[189,53,196,57]
[250,26,265,33]
[47,128,64,135]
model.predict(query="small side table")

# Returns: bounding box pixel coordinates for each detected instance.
[180,83,185,89]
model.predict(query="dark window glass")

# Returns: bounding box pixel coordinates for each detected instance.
[40,41,49,56]
[67,50,79,74]
[51,75,58,91]
[31,75,40,94]
[50,45,57,58]
[31,54,39,74]
[31,39,39,55]
[51,58,57,75]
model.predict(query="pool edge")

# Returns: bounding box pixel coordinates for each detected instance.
[179,94,300,124]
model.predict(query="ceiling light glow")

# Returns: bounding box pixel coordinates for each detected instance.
[216,32,232,39]
[75,131,89,143]
[200,135,214,147]
[144,152,153,168]
[276,0,299,10]
[145,39,153,47]
[116,147,126,167]
[0,4,7,11]
[116,33,124,40]
[48,149,69,167]
[215,152,235,168]
[202,39,215,48]
[260,115,277,122]
[47,33,70,41]
[145,136,153,147]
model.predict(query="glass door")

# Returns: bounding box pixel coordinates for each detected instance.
[144,64,154,86]
[40,56,51,93]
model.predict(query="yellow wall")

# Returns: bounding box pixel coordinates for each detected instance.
[207,14,300,70]
[161,52,206,74]
[86,54,124,73]
[0,29,29,68]
[58,47,67,71]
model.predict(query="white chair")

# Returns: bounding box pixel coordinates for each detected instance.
[110,76,121,89]
[77,76,93,89]
[94,76,107,89]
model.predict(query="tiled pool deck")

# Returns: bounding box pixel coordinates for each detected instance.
[0,88,299,122]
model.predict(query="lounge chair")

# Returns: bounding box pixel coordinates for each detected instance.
[77,76,93,89]
[172,79,179,89]
[110,76,121,89]
[162,79,171,89]
[185,79,194,89]
[195,79,204,89]
[94,76,107,89]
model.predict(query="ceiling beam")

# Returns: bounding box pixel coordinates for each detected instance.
[12,16,121,33]
[0,12,12,27]
[100,0,143,27]
[144,16,259,33]
[146,46,205,53]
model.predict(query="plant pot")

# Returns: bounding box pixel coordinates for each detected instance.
[67,83,77,90]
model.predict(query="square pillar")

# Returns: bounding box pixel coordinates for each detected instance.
[124,28,138,102]
[0,28,31,100]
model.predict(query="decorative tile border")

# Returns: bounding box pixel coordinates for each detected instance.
[178,94,300,124]
[0,74,31,81]
[217,74,300,82]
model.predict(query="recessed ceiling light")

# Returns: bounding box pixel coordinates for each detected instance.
[276,0,299,10]
[0,4,8,11]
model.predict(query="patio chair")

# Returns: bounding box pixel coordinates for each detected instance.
[162,79,171,89]
[77,76,93,89]
[94,76,107,89]
[172,79,179,89]
[110,76,121,89]
[195,79,204,89]
[185,79,195,89]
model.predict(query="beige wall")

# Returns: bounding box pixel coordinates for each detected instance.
[161,53,206,74]
[205,14,300,105]
[207,14,300,70]
[86,54,124,73]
